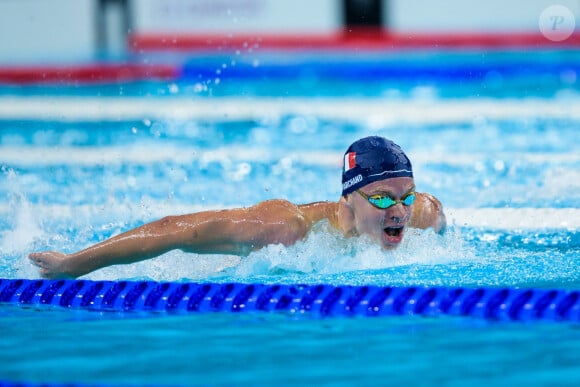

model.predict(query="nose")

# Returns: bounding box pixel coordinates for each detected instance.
[388,203,408,224]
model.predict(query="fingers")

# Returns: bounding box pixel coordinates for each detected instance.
[29,252,49,268]
[28,251,72,279]
[29,253,43,267]
[28,252,57,277]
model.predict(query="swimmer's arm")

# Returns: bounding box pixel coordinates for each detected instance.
[410,192,447,234]
[29,200,310,279]
[29,211,243,279]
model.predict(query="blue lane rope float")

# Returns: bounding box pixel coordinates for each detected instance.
[0,279,579,322]
[181,60,580,82]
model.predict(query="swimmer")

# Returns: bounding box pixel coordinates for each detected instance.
[29,136,446,279]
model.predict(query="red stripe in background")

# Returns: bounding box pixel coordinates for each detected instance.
[129,29,580,51]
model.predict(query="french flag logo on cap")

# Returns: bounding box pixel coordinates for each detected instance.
[344,152,356,172]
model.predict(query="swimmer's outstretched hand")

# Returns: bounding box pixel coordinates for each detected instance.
[29,252,74,279]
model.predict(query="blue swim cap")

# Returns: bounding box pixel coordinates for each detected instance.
[341,136,413,196]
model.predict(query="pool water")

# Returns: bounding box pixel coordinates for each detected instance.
[2,304,579,386]
[1,49,580,385]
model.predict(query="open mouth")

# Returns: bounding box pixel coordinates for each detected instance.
[383,226,405,246]
[384,226,403,237]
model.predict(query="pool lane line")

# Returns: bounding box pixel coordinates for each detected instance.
[1,96,579,122]
[1,279,578,322]
[1,52,580,85]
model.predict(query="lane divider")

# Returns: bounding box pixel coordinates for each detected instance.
[0,50,579,85]
[1,279,578,321]
[1,96,579,122]
[0,64,179,85]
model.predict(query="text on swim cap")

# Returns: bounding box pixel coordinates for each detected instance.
[342,174,363,191]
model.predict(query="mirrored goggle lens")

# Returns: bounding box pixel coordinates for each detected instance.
[402,193,416,206]
[368,196,397,209]
[368,193,416,209]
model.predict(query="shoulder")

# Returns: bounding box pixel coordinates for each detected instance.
[251,200,340,240]
[410,192,447,233]
[297,201,339,227]
[242,199,311,245]
[252,200,337,222]
[251,199,303,216]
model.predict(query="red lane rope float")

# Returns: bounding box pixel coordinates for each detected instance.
[0,64,179,85]
[1,279,579,322]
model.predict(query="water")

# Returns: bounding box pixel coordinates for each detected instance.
[1,49,580,385]
[2,304,579,386]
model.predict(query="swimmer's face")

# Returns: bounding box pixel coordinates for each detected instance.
[348,177,415,249]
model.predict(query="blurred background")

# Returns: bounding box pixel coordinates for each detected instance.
[1,5,579,387]
[0,0,578,64]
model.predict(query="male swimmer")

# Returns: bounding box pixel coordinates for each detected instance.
[29,136,446,279]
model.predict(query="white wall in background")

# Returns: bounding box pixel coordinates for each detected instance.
[131,0,342,35]
[0,0,96,64]
[387,0,579,32]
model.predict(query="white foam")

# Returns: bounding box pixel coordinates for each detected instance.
[0,172,47,278]
[85,251,242,282]
[1,96,579,123]
[230,223,472,280]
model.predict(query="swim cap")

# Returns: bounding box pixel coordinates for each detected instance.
[341,136,413,196]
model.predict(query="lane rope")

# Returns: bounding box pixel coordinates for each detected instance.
[1,279,578,321]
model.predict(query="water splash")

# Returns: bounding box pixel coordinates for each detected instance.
[228,222,474,278]
[69,221,473,284]
[0,169,45,277]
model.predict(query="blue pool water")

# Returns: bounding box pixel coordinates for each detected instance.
[1,49,580,385]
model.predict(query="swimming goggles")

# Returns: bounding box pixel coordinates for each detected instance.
[356,190,416,209]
